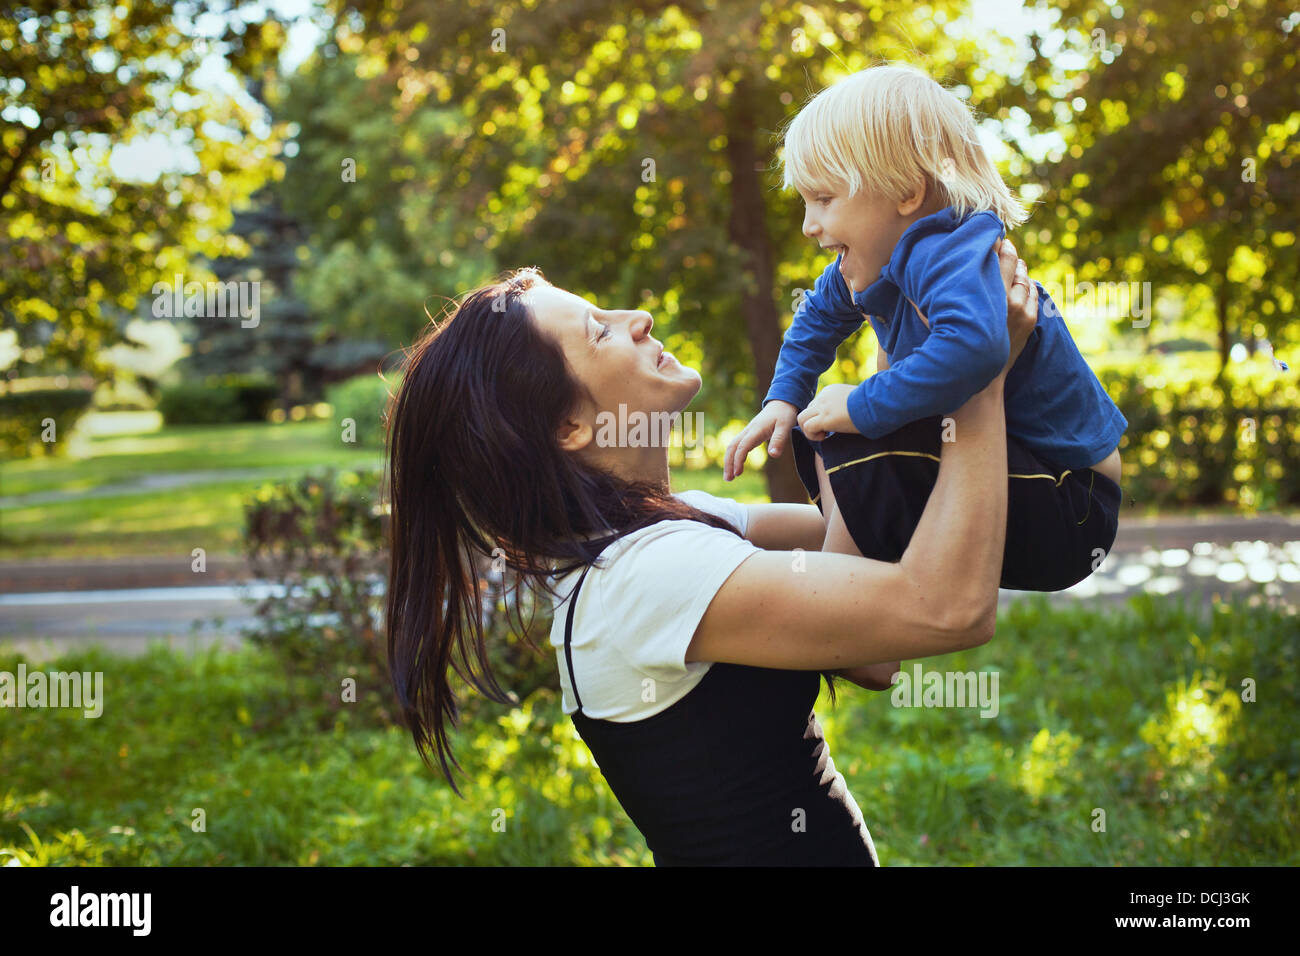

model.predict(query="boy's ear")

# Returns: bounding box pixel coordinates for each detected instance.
[896,178,928,216]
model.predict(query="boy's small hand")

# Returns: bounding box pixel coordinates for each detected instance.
[724,400,799,481]
[797,384,858,442]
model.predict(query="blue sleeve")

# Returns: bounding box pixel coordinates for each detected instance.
[762,257,865,412]
[845,212,1010,438]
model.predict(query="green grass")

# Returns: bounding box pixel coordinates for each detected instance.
[1,413,771,560]
[4,410,1292,561]
[1,479,275,559]
[2,594,1295,865]
[3,415,382,499]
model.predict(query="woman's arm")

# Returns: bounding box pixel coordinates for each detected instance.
[686,380,1007,668]
[686,241,1036,671]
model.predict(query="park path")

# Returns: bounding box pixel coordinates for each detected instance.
[0,466,298,508]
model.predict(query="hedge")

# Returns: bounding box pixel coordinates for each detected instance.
[157,374,278,425]
[325,373,398,450]
[1102,364,1300,510]
[0,387,95,459]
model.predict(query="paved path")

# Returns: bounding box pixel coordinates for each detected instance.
[0,466,299,508]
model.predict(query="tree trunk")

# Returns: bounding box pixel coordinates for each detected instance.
[1216,274,1231,376]
[724,80,807,504]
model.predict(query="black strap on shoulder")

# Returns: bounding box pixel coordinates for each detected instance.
[562,560,598,717]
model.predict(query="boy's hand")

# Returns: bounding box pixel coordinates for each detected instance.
[724,400,799,481]
[797,384,859,442]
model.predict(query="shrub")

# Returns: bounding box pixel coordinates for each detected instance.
[226,373,278,421]
[1101,363,1300,509]
[0,387,95,459]
[157,374,277,425]
[242,467,393,728]
[325,373,398,449]
[239,466,557,735]
[157,381,241,424]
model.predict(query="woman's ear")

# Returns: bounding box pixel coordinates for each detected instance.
[555,414,593,453]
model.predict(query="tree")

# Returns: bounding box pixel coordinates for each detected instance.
[327,0,991,501]
[0,0,287,381]
[1012,0,1299,373]
[271,43,496,357]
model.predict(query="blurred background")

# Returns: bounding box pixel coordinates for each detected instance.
[1,0,1297,866]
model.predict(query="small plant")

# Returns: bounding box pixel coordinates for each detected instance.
[242,467,393,728]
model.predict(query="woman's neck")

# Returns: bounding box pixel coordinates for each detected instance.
[585,443,671,494]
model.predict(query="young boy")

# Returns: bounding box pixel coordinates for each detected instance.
[724,63,1127,592]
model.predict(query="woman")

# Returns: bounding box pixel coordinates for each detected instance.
[384,238,1038,865]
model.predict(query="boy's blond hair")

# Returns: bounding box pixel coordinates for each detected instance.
[782,63,1029,228]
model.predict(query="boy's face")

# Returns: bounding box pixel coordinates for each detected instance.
[798,183,920,295]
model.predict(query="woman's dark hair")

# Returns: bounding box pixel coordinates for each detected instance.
[384,266,829,796]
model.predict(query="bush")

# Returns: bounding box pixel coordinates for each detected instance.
[0,387,95,459]
[241,467,393,728]
[326,373,398,449]
[238,466,557,735]
[157,374,278,425]
[157,381,240,424]
[1101,363,1300,510]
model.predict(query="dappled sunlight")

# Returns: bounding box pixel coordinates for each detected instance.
[1139,673,1242,791]
[1017,727,1084,800]
[1056,539,1300,604]
[78,410,164,439]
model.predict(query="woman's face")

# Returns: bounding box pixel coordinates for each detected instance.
[527,284,702,450]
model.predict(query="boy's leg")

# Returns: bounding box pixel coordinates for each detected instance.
[1002,451,1121,591]
[818,416,946,565]
[814,447,862,555]
[816,447,895,690]
[818,417,1121,591]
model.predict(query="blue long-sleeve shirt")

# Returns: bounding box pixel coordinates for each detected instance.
[763,206,1128,470]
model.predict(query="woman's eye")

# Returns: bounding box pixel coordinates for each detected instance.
[600,323,611,340]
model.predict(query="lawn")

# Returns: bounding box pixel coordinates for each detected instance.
[1,593,1295,865]
[0,413,771,560]
[2,413,384,499]
[4,410,1293,561]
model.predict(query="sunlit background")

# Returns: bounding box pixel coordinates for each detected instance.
[1,0,1297,867]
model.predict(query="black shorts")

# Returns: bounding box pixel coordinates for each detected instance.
[789,416,1121,592]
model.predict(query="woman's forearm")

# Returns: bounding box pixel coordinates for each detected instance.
[897,380,1008,637]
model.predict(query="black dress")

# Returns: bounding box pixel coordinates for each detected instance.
[561,551,880,866]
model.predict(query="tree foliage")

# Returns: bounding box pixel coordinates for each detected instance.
[1012,0,1299,371]
[0,0,285,379]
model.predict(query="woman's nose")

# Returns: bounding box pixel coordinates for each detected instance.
[635,312,653,337]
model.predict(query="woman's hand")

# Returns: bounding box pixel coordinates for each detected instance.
[995,237,1039,377]
[832,661,900,692]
